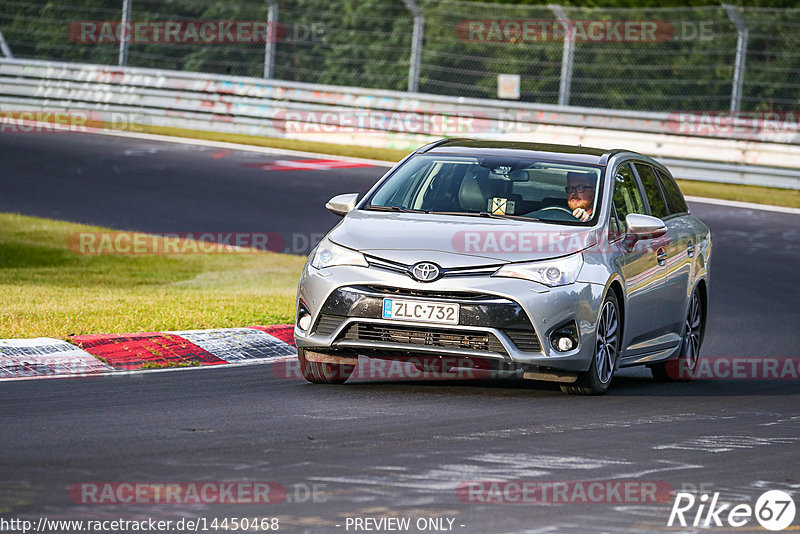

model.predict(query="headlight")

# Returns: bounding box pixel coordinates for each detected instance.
[310,238,368,269]
[493,253,583,287]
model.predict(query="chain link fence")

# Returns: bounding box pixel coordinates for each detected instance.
[1,0,799,113]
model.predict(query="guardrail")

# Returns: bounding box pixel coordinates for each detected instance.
[1,58,798,189]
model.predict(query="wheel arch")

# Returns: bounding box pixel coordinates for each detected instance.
[604,276,626,350]
[694,278,708,344]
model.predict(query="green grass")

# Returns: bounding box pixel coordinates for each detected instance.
[677,179,800,209]
[140,360,201,369]
[134,124,800,210]
[0,213,305,339]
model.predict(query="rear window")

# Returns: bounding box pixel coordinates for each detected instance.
[634,163,669,219]
[655,168,689,214]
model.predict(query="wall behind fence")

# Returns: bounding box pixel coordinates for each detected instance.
[1,0,800,113]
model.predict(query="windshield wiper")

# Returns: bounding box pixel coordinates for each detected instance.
[430,211,537,221]
[367,206,539,221]
[365,205,429,214]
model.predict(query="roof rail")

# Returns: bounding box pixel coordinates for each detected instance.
[599,149,630,165]
[416,138,472,153]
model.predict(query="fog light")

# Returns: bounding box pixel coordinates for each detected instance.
[550,322,578,353]
[298,313,312,331]
[556,336,574,351]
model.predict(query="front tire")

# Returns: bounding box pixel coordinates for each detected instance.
[297,348,355,384]
[650,288,705,381]
[561,291,620,395]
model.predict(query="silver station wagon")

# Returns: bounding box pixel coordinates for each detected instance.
[294,140,711,394]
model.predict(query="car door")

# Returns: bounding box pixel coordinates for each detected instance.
[632,163,693,344]
[610,162,668,356]
[654,166,697,334]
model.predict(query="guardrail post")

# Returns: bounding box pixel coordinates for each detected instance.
[549,5,574,107]
[0,28,13,58]
[118,0,132,66]
[402,0,424,93]
[723,4,748,114]
[264,0,278,78]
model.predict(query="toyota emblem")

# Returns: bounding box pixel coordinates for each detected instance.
[411,262,441,282]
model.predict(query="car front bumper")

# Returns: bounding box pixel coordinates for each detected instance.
[294,263,607,375]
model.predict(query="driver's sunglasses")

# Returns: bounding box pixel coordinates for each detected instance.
[565,185,595,194]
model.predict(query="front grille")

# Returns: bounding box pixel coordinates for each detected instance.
[342,323,507,354]
[503,329,542,352]
[359,285,495,301]
[313,314,346,336]
[364,257,502,281]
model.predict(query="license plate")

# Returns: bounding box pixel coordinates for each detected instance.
[381,298,459,325]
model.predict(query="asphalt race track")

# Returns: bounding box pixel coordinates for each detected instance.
[1,132,799,533]
[0,132,376,254]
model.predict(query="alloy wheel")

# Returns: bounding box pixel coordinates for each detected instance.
[683,292,702,371]
[595,300,619,384]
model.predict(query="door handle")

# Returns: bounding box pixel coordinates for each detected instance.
[657,248,667,266]
[687,241,695,258]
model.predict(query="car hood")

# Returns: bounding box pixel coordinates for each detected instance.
[328,210,598,267]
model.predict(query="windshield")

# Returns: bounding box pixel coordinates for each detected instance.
[366,154,603,224]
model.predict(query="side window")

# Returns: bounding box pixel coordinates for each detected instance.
[655,168,689,214]
[634,164,669,219]
[608,204,623,240]
[612,163,646,232]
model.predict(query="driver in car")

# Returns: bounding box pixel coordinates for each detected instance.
[566,171,596,222]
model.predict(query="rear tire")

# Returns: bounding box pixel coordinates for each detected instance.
[297,347,355,384]
[561,291,620,395]
[650,288,705,381]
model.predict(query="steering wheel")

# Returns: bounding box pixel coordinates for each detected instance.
[538,206,574,215]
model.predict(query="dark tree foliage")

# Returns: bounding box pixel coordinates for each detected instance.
[1,0,798,111]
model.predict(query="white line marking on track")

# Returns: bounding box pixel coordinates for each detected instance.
[654,435,800,453]
[686,195,800,214]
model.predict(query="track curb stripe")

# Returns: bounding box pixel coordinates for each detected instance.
[248,325,296,346]
[170,327,295,364]
[71,332,227,370]
[0,338,114,379]
[1,325,296,379]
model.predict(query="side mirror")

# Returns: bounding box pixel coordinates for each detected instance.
[625,213,667,239]
[325,193,359,217]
